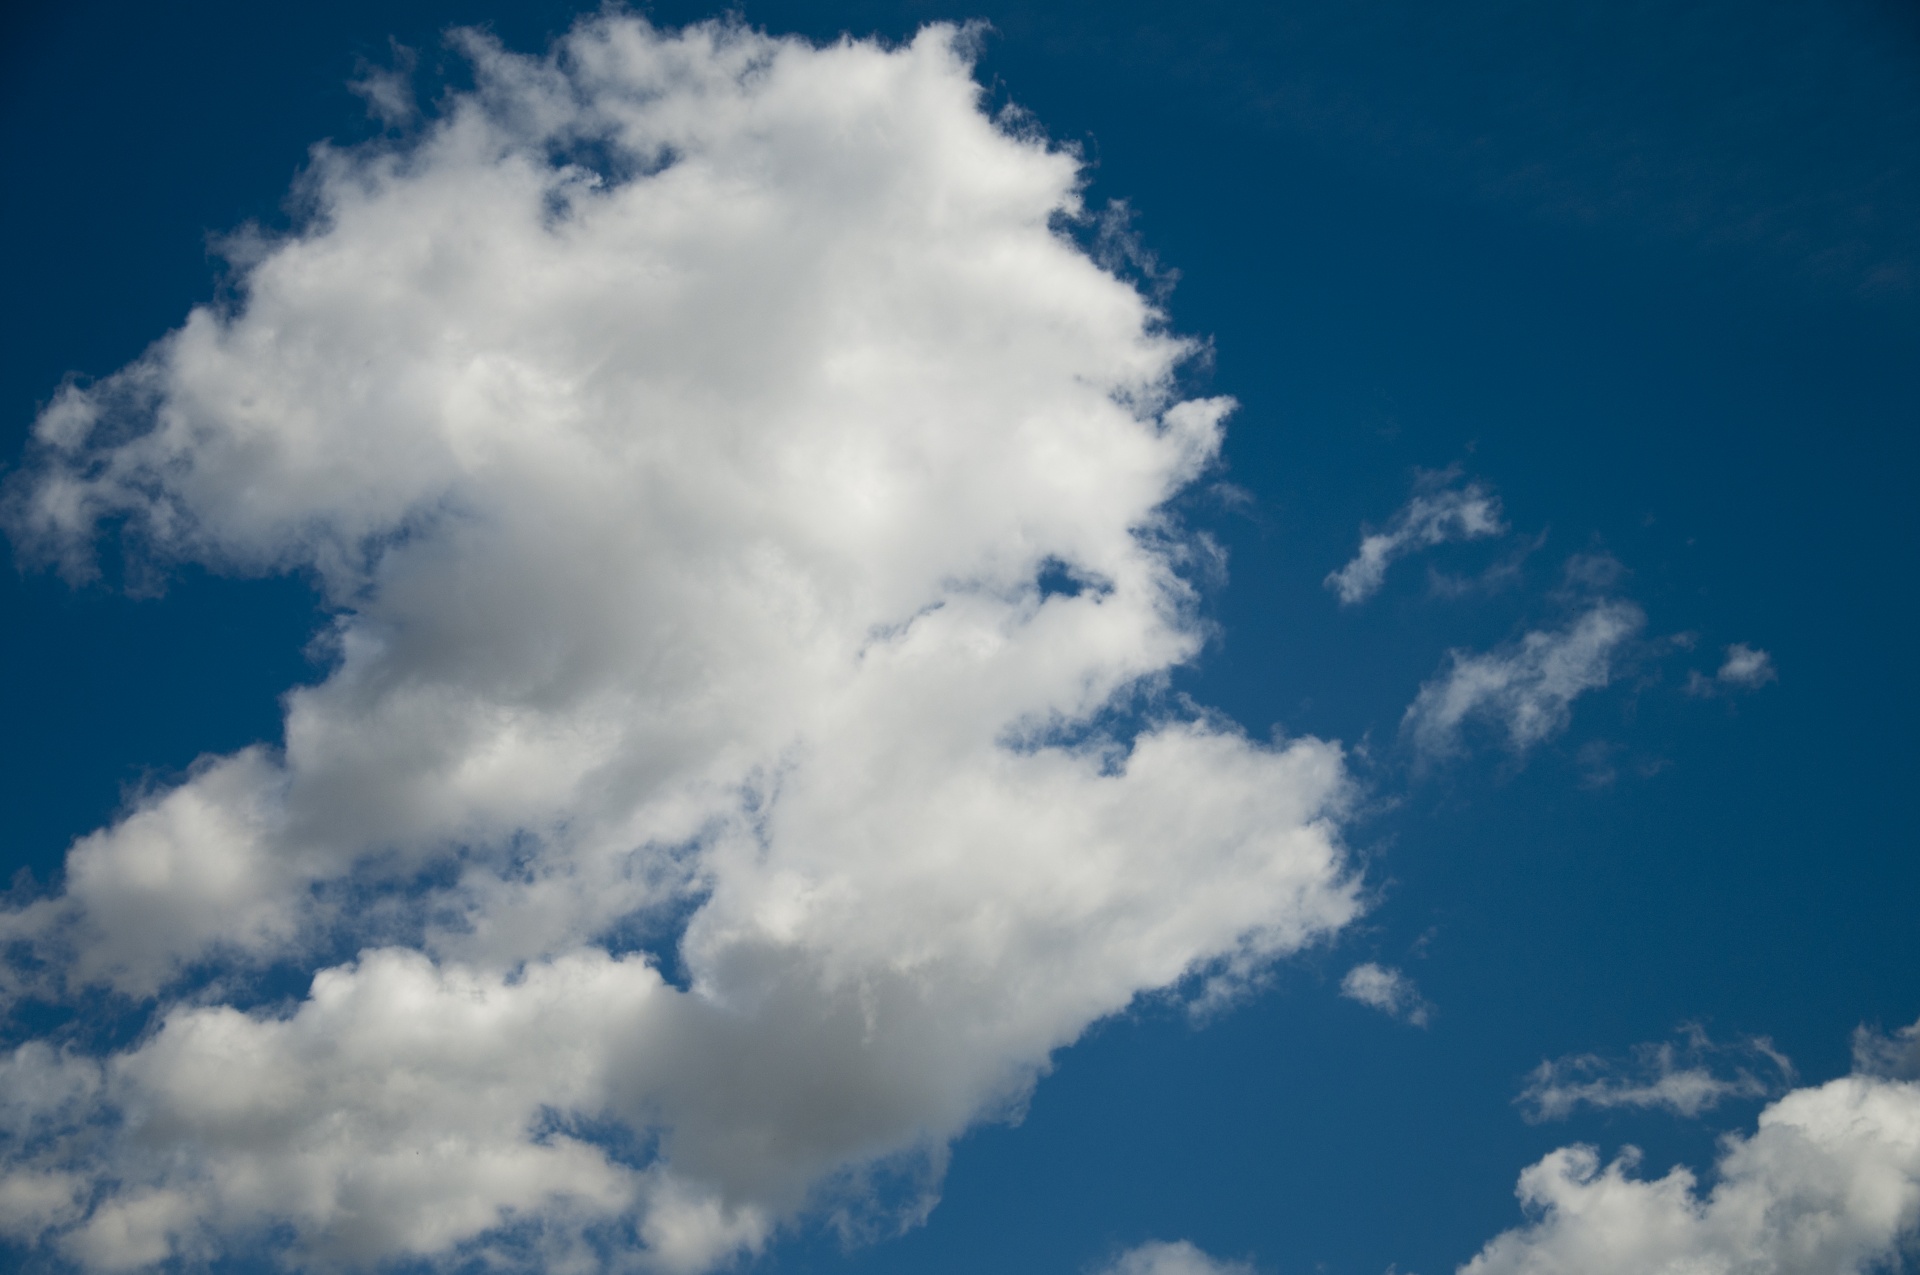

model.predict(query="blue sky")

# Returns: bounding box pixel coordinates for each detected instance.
[2,2,1918,1274]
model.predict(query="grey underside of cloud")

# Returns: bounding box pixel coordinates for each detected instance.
[1518,1026,1794,1122]
[0,17,1363,1273]
[1401,600,1643,759]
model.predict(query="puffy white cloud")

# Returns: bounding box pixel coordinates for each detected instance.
[1402,601,1643,759]
[1325,472,1505,605]
[1518,1026,1792,1122]
[1340,962,1432,1027]
[1102,1239,1254,1275]
[0,15,1360,1272]
[1462,1069,1920,1275]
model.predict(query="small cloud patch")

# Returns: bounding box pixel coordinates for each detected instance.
[1340,962,1433,1027]
[1326,471,1506,605]
[1685,642,1777,696]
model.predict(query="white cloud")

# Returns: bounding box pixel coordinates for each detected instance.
[0,16,1361,1272]
[1340,962,1432,1027]
[1102,1239,1254,1275]
[1518,1026,1793,1122]
[1325,473,1506,605]
[1717,644,1776,687]
[1462,1067,1920,1275]
[1685,643,1778,697]
[1402,601,1644,759]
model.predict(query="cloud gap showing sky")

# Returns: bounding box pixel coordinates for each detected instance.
[0,17,1363,1271]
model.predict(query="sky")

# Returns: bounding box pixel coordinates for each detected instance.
[1,2,1918,1274]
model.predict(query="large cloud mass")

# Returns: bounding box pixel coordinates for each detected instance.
[0,16,1359,1272]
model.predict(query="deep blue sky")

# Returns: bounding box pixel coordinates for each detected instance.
[4,2,1918,1272]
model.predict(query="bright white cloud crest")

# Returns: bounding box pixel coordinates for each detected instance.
[0,17,1361,1272]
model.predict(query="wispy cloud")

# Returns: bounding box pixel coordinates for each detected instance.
[1852,1018,1920,1081]
[1402,600,1643,759]
[1426,529,1545,601]
[348,39,418,130]
[1340,962,1433,1027]
[1518,1025,1793,1122]
[1326,472,1506,605]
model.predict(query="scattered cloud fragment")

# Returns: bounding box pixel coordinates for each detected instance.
[1518,1026,1794,1122]
[0,16,1363,1273]
[1717,644,1777,688]
[1402,600,1644,759]
[1688,642,1778,696]
[1340,962,1433,1027]
[1326,472,1506,605]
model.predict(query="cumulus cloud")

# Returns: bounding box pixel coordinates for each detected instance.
[1325,472,1506,605]
[1101,1239,1253,1275]
[1340,962,1432,1027]
[1518,1026,1793,1122]
[1462,1064,1920,1274]
[1401,600,1644,759]
[0,16,1363,1272]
